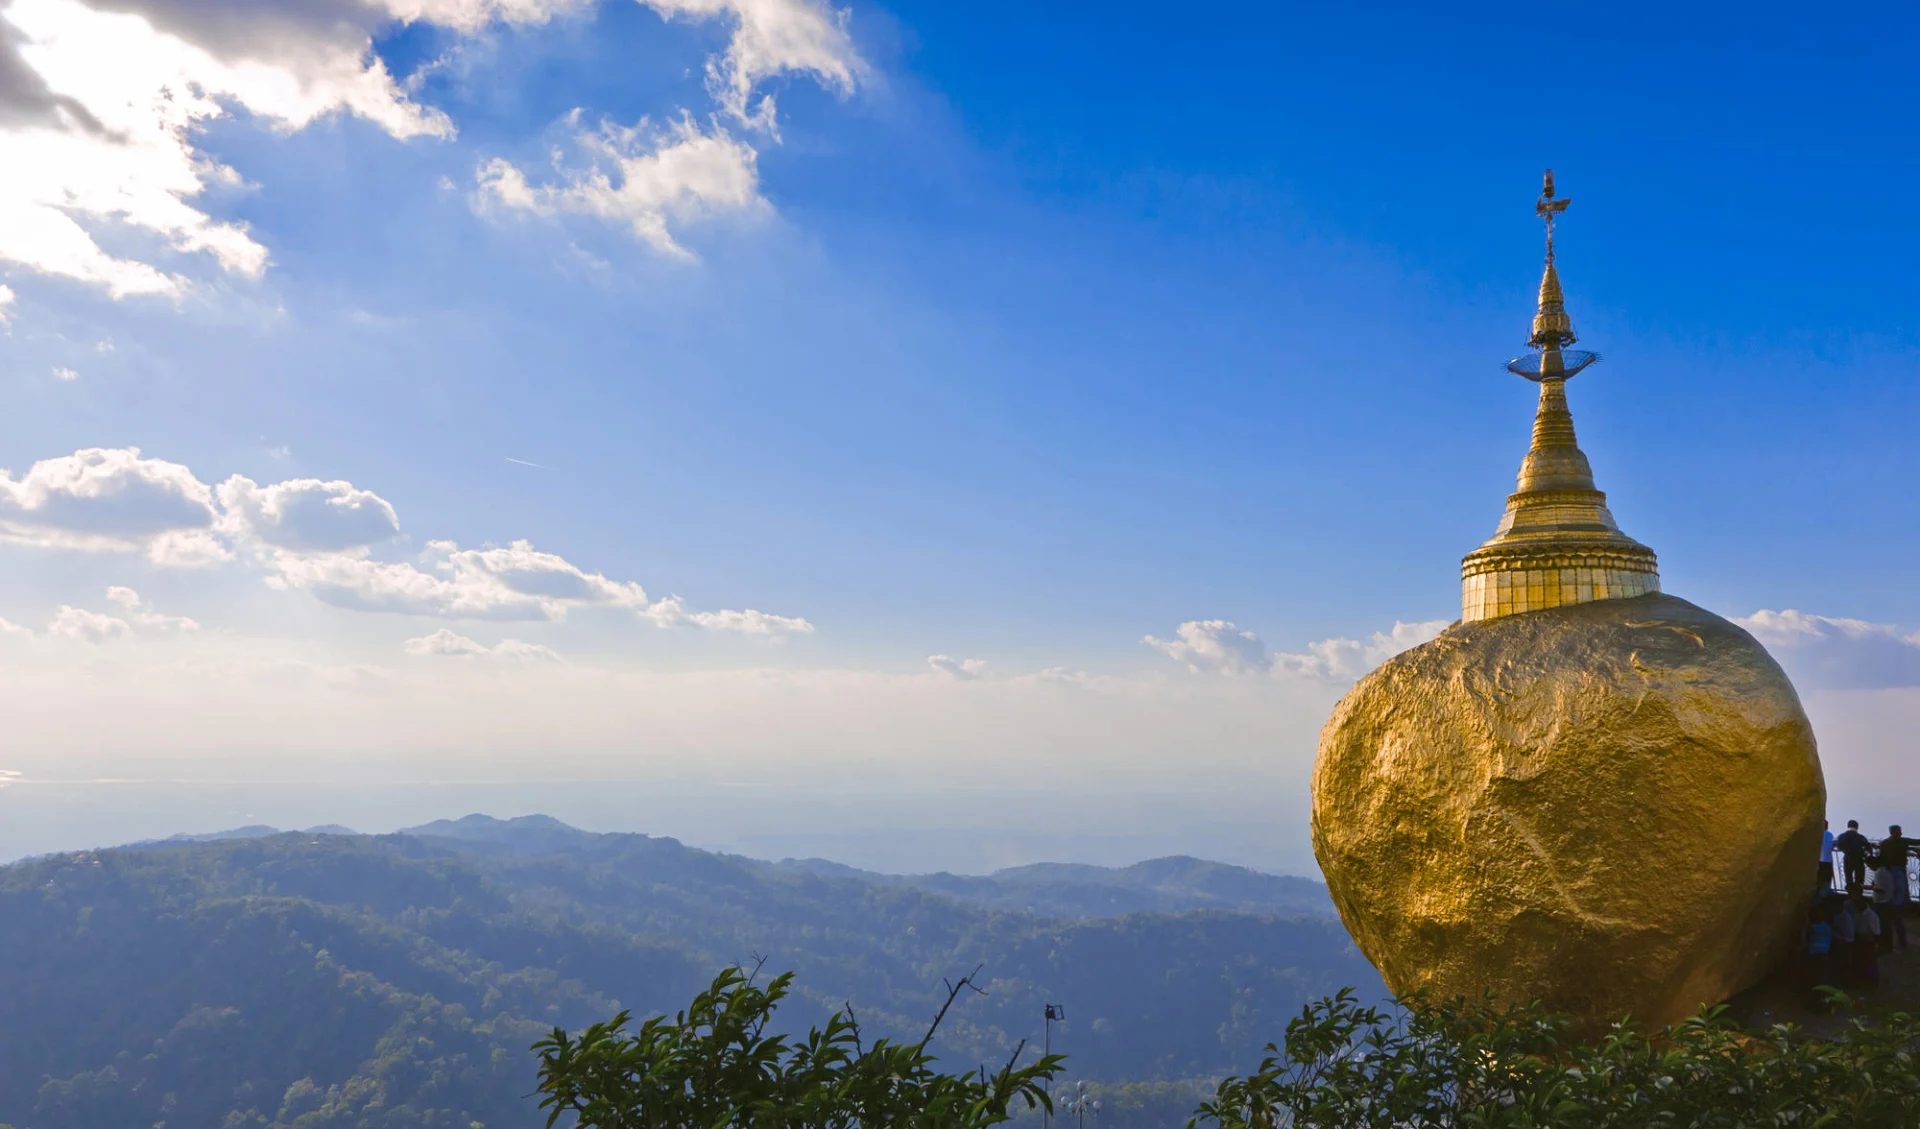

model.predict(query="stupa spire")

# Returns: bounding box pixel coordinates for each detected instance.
[1458,171,1660,623]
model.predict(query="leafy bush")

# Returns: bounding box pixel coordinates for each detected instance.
[1193,987,1920,1128]
[535,966,1064,1129]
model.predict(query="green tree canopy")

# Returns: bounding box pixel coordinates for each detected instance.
[1192,988,1920,1129]
[535,966,1064,1129]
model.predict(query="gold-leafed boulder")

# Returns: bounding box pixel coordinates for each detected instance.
[1310,173,1824,1031]
[1312,592,1822,1030]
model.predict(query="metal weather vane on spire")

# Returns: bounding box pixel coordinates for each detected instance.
[1537,169,1569,263]
[1509,169,1596,380]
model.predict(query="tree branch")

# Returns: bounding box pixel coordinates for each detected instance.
[918,963,987,1053]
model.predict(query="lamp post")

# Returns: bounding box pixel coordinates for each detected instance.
[1042,1004,1064,1129]
[1064,1080,1101,1129]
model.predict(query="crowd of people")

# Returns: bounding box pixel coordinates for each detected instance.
[1806,820,1916,992]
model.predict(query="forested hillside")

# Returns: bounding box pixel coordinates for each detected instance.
[0,817,1377,1129]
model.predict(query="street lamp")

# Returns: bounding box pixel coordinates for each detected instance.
[1064,1081,1102,1129]
[1042,1005,1064,1129]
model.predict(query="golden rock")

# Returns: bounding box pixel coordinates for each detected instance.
[1311,175,1825,1031]
[1311,592,1824,1031]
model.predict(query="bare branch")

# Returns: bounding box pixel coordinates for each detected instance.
[918,963,987,1053]
[1001,1036,1029,1077]
[843,1002,865,1055]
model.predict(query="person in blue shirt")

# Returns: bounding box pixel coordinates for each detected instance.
[1805,903,1835,1004]
[1819,820,1836,892]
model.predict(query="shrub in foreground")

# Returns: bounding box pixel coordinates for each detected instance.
[535,965,1062,1129]
[1194,987,1920,1129]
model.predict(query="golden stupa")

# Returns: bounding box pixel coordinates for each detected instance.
[1311,173,1825,1031]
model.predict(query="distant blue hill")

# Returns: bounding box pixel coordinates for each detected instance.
[397,812,1336,919]
[0,812,1374,1129]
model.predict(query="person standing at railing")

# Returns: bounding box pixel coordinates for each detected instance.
[1835,820,1871,894]
[1883,825,1918,886]
[1819,820,1836,892]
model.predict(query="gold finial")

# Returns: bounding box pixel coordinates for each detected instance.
[1530,169,1577,351]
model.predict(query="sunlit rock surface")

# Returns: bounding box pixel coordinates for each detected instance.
[1311,592,1823,1031]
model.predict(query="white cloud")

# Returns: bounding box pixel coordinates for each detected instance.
[1145,617,1451,680]
[377,0,587,32]
[402,626,561,661]
[0,447,228,564]
[264,550,551,620]
[1143,619,1271,676]
[52,365,77,381]
[259,537,809,633]
[47,604,131,643]
[0,284,15,324]
[476,114,765,259]
[104,585,199,632]
[1272,619,1450,680]
[217,475,401,552]
[643,595,813,634]
[1736,609,1920,690]
[0,0,867,305]
[927,654,987,680]
[438,538,648,607]
[638,0,864,128]
[0,445,810,638]
[0,0,460,298]
[0,615,29,636]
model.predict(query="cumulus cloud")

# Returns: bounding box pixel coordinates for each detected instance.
[0,447,228,564]
[638,0,864,128]
[1143,619,1271,676]
[0,445,810,637]
[1736,609,1920,690]
[1145,617,1450,680]
[476,114,765,259]
[927,654,987,680]
[264,550,551,620]
[262,533,810,632]
[0,0,468,297]
[104,585,199,632]
[1272,619,1450,680]
[0,615,29,636]
[402,626,561,661]
[0,0,866,301]
[47,604,131,643]
[217,475,400,552]
[474,0,865,253]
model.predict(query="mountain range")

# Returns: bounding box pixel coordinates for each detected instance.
[0,814,1376,1129]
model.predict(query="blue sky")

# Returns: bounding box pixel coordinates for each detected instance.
[0,0,1914,869]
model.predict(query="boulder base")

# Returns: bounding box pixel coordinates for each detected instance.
[1312,592,1823,1031]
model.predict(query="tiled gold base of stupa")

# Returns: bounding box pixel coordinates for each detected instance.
[1458,348,1658,622]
